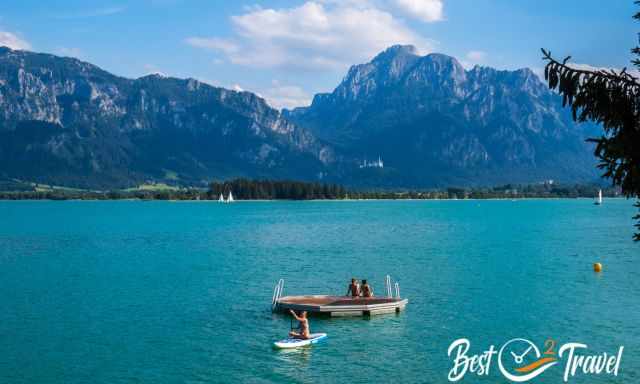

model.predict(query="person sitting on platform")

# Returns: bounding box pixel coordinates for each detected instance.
[288,310,310,340]
[361,279,374,298]
[346,278,360,297]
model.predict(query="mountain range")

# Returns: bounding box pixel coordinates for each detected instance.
[286,45,598,187]
[0,45,599,189]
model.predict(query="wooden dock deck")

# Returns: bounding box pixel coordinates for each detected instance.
[274,295,408,317]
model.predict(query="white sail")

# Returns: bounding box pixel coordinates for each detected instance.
[228,191,234,202]
[595,189,603,205]
[218,193,224,202]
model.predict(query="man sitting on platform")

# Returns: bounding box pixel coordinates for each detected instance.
[346,278,360,297]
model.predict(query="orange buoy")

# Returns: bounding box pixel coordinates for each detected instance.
[593,263,602,273]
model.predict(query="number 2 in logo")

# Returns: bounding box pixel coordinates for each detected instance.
[544,339,556,355]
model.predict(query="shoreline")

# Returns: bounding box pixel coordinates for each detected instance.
[0,197,629,202]
[3,179,620,203]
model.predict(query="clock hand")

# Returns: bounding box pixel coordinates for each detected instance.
[511,351,518,359]
[519,346,533,359]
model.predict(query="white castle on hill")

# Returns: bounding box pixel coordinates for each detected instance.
[359,156,384,169]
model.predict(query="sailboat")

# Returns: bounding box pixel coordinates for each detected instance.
[227,191,234,203]
[218,193,224,203]
[594,189,603,205]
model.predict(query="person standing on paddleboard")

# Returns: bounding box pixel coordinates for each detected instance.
[288,310,310,340]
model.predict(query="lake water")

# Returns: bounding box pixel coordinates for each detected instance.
[0,199,638,383]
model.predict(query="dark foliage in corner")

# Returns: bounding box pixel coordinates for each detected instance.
[541,2,640,240]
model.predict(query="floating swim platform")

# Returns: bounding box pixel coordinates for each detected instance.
[273,333,327,349]
[274,295,408,317]
[271,276,408,317]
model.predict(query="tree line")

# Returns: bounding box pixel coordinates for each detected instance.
[0,179,620,201]
[207,179,347,200]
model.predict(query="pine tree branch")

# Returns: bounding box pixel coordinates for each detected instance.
[541,48,640,88]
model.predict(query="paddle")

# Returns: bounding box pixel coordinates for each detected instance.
[290,317,301,331]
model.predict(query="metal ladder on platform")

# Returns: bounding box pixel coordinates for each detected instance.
[385,275,401,299]
[271,279,284,312]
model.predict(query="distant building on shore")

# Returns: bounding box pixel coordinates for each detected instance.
[359,156,384,169]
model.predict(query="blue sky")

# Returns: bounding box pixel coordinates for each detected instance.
[0,0,637,109]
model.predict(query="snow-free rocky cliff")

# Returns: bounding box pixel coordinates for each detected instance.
[0,47,331,188]
[0,45,598,188]
[286,45,598,187]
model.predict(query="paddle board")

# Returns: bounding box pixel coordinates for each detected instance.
[273,333,327,349]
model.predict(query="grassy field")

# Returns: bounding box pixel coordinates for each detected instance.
[0,179,184,193]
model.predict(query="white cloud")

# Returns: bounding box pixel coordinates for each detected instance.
[261,80,312,110]
[460,50,487,68]
[185,1,434,71]
[530,62,639,81]
[529,62,640,82]
[394,0,444,23]
[142,64,168,77]
[530,66,545,80]
[567,62,640,78]
[185,37,239,55]
[0,31,31,50]
[466,50,486,62]
[54,6,125,19]
[225,80,311,109]
[567,63,612,73]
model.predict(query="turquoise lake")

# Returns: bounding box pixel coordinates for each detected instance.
[0,199,639,383]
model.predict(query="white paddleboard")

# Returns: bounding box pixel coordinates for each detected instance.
[273,333,327,349]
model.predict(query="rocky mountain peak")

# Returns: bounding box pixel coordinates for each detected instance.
[331,47,472,103]
[421,53,466,78]
[286,46,597,187]
[371,44,418,63]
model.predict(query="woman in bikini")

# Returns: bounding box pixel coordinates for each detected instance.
[361,280,374,298]
[288,310,310,340]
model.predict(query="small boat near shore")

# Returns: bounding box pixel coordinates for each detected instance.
[594,189,603,205]
[271,276,408,317]
[219,191,235,203]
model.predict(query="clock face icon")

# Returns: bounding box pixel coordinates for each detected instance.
[511,345,533,364]
[498,339,557,382]
[501,339,540,369]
